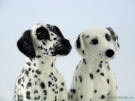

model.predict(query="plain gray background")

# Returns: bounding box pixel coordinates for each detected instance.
[0,0,135,101]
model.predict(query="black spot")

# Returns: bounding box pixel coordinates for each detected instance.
[34,75,37,78]
[101,95,105,99]
[32,70,34,73]
[75,76,77,82]
[51,72,53,75]
[26,62,31,66]
[79,75,83,82]
[36,70,41,74]
[27,82,32,88]
[116,85,118,89]
[28,68,31,71]
[21,84,24,88]
[83,58,86,64]
[108,65,110,70]
[99,63,102,68]
[34,96,40,100]
[55,85,58,89]
[36,26,50,40]
[70,89,76,94]
[89,73,94,79]
[43,90,47,95]
[55,91,58,94]
[100,73,104,76]
[105,33,111,41]
[25,70,29,76]
[94,90,97,93]
[61,82,64,86]
[91,38,98,45]
[82,50,85,54]
[41,61,44,64]
[48,81,52,87]
[70,94,73,99]
[76,65,79,70]
[52,88,55,92]
[40,82,45,89]
[18,78,21,85]
[33,63,36,66]
[44,97,46,100]
[117,42,120,47]
[96,69,100,73]
[80,95,83,99]
[34,90,38,94]
[51,62,54,67]
[26,91,30,99]
[54,96,57,101]
[54,76,57,82]
[17,94,23,101]
[38,45,43,49]
[107,79,110,84]
[76,35,81,48]
[59,88,64,91]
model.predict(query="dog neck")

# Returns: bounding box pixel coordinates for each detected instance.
[25,55,56,70]
[83,55,109,71]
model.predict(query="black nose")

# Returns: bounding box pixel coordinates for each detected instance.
[106,49,115,57]
[61,39,72,51]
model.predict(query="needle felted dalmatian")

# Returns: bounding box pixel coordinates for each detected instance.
[68,27,120,101]
[14,23,72,101]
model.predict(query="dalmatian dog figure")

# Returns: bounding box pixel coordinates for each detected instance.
[68,27,120,101]
[14,24,72,101]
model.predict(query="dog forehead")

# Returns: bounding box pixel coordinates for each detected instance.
[84,27,109,36]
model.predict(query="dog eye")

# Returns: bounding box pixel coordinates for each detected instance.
[105,33,111,41]
[91,38,98,45]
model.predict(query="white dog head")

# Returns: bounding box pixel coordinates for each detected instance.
[76,27,120,61]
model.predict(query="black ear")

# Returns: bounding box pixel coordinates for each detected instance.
[17,30,36,58]
[107,27,120,50]
[76,33,85,57]
[106,27,118,41]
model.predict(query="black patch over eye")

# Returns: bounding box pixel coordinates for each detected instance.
[105,33,111,41]
[36,26,50,40]
[91,38,98,45]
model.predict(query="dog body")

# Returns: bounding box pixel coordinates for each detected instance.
[69,27,120,101]
[14,24,71,101]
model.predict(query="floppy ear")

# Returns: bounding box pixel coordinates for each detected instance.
[17,30,36,58]
[76,33,85,57]
[106,27,120,50]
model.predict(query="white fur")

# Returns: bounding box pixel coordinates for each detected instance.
[14,24,70,101]
[69,27,119,101]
